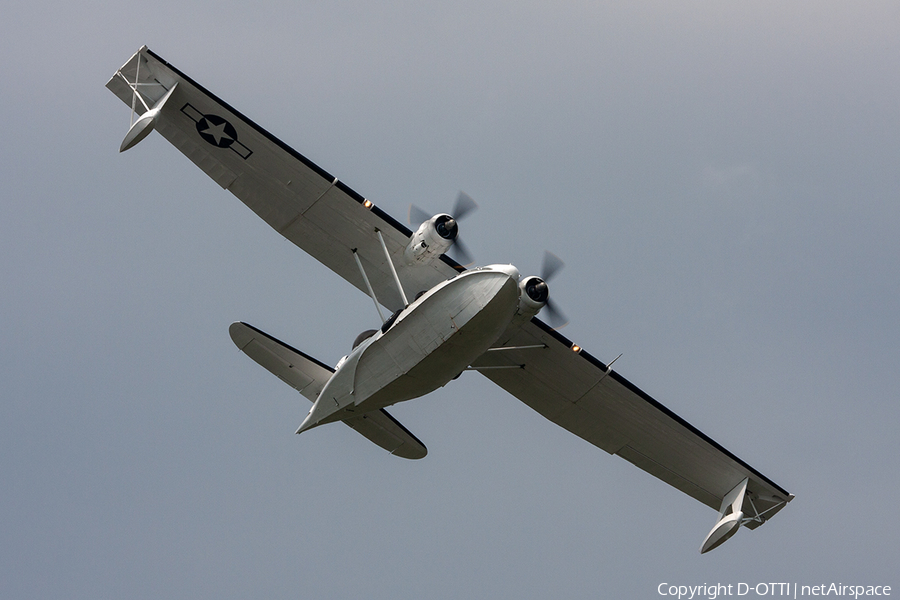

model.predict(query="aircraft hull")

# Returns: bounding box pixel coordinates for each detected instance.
[358,268,520,410]
[307,266,520,427]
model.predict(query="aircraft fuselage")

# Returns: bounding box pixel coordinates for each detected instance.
[297,264,522,431]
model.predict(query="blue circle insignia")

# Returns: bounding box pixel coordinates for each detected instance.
[196,114,237,148]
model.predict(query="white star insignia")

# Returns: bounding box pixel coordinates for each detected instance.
[200,120,233,145]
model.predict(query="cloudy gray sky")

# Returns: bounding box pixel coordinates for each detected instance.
[2,2,898,598]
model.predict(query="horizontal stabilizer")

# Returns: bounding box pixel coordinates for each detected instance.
[344,410,427,460]
[228,322,426,459]
[229,321,332,401]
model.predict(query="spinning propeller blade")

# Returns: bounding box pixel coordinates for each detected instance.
[408,204,431,227]
[540,251,568,329]
[452,191,478,221]
[541,251,565,283]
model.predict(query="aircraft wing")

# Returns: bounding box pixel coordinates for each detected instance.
[229,322,427,459]
[107,47,461,314]
[470,318,793,532]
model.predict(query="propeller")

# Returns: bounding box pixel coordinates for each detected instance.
[408,192,479,265]
[539,251,568,329]
[451,190,478,220]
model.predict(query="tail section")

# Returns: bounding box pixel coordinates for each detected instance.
[343,410,427,460]
[228,322,427,459]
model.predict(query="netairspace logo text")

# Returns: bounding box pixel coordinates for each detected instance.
[657,583,892,600]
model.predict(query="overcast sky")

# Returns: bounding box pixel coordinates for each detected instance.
[2,2,899,598]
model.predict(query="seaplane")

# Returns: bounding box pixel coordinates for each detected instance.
[107,47,792,553]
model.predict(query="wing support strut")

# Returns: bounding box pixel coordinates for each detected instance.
[741,494,789,527]
[352,249,386,324]
[376,229,409,306]
[352,228,410,323]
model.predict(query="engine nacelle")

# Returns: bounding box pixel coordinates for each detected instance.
[516,275,549,318]
[404,214,458,265]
